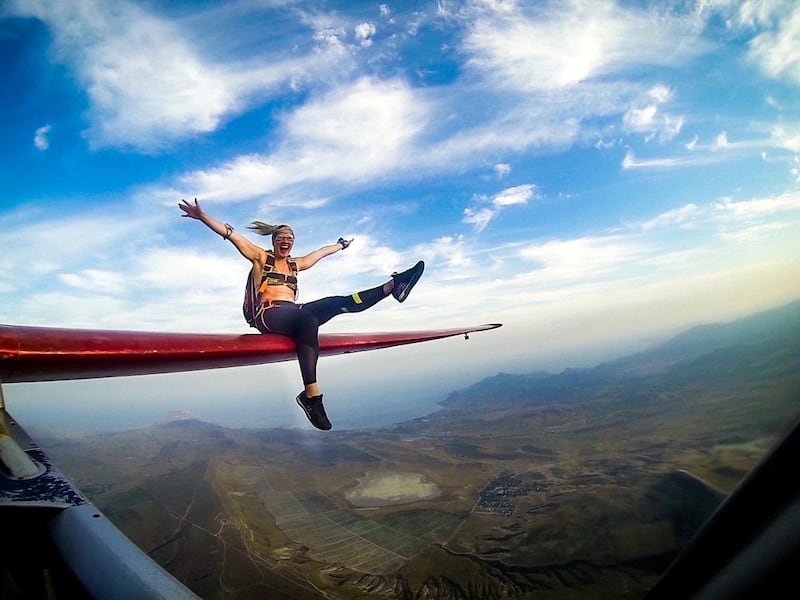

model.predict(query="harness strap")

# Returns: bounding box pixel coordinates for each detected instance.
[260,252,298,294]
[243,253,299,328]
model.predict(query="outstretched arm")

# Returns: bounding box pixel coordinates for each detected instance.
[179,198,262,262]
[295,238,352,271]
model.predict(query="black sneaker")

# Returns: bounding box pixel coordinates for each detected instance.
[391,260,425,303]
[296,392,332,430]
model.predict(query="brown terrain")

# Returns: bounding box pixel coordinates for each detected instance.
[39,302,800,599]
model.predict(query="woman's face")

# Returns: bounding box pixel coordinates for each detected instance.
[273,230,294,258]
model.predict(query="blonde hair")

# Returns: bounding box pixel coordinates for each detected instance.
[248,221,294,239]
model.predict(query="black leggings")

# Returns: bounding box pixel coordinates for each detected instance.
[253,284,388,385]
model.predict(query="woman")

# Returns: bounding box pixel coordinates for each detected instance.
[179,198,424,430]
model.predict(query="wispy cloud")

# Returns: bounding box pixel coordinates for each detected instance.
[640,203,702,231]
[171,77,432,203]
[640,192,800,232]
[7,0,349,151]
[621,150,706,170]
[712,191,800,220]
[59,269,124,294]
[462,207,495,232]
[771,125,800,152]
[621,129,753,169]
[462,0,707,91]
[494,163,511,178]
[464,184,536,232]
[494,185,535,206]
[518,235,645,282]
[11,0,241,150]
[622,85,683,143]
[33,124,52,150]
[744,2,800,85]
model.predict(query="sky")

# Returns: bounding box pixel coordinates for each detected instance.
[1,0,799,432]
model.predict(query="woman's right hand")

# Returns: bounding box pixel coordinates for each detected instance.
[179,197,204,219]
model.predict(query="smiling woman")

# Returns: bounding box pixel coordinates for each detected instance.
[178,198,425,431]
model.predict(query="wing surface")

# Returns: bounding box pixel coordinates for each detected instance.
[0,323,501,383]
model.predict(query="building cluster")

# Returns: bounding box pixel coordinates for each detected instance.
[476,471,550,516]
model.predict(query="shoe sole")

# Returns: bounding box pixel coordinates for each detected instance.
[395,261,425,303]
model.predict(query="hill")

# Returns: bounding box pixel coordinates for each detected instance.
[440,299,800,416]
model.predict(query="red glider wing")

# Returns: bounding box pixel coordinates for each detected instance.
[0,323,501,383]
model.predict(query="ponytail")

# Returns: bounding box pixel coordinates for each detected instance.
[248,221,293,239]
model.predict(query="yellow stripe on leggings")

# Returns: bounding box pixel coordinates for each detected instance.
[352,292,363,304]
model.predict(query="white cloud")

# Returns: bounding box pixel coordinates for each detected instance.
[641,203,702,230]
[712,191,800,219]
[132,248,242,292]
[492,184,535,206]
[284,78,428,167]
[0,209,143,280]
[647,84,672,103]
[313,27,347,54]
[11,0,241,150]
[621,148,731,170]
[59,269,125,294]
[622,150,690,169]
[622,86,682,142]
[34,124,52,150]
[659,115,685,142]
[8,0,351,151]
[463,207,495,232]
[355,22,377,47]
[494,163,511,178]
[792,156,800,183]
[746,2,800,84]
[771,126,800,152]
[174,77,432,202]
[518,235,646,283]
[635,192,800,252]
[509,190,800,295]
[709,0,800,85]
[416,235,473,271]
[595,137,619,149]
[429,3,699,166]
[463,0,706,91]
[463,184,535,231]
[0,205,171,326]
[624,105,657,130]
[53,1,711,207]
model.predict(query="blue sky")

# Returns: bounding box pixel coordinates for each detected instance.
[2,0,799,431]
